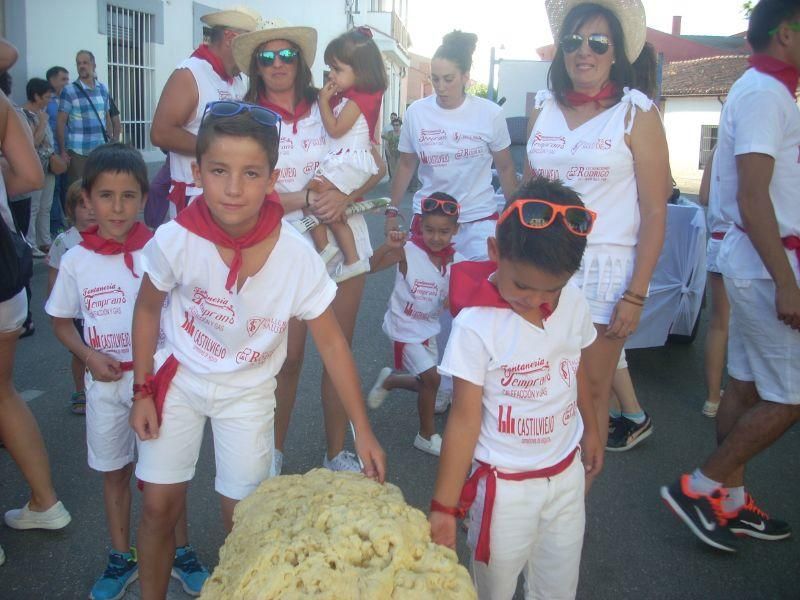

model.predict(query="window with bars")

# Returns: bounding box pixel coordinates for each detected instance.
[106,4,155,150]
[699,124,718,170]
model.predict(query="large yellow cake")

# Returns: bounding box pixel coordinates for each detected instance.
[201,469,475,599]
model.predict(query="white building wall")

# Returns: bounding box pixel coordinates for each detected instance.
[663,96,723,194]
[496,60,550,119]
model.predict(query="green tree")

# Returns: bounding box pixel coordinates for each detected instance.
[467,82,489,98]
[742,1,754,17]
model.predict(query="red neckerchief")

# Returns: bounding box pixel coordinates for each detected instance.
[79,222,153,278]
[749,54,800,99]
[191,44,234,84]
[565,81,619,107]
[449,261,552,320]
[329,89,383,143]
[175,194,284,293]
[258,94,312,134]
[409,233,455,275]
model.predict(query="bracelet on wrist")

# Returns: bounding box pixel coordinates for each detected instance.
[430,499,465,519]
[623,289,647,302]
[84,347,95,363]
[384,207,399,217]
[620,295,644,307]
[305,189,311,208]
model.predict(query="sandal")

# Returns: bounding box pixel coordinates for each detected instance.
[70,391,86,415]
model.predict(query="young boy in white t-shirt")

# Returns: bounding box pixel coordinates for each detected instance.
[129,102,386,599]
[46,144,209,600]
[428,176,603,599]
[367,192,462,456]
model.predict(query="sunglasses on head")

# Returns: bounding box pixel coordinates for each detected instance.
[497,199,596,237]
[202,101,282,134]
[769,21,800,36]
[421,196,460,216]
[257,48,299,67]
[560,33,612,55]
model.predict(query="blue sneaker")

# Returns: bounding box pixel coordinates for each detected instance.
[89,550,138,600]
[171,545,209,596]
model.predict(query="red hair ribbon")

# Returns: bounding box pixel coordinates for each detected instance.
[355,26,373,38]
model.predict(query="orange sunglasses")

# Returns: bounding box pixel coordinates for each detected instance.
[497,199,596,237]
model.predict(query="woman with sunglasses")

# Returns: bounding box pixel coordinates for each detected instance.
[232,20,386,476]
[526,0,670,453]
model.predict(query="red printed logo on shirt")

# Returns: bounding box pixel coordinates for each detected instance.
[181,311,227,361]
[452,131,482,143]
[499,359,550,400]
[280,136,294,152]
[418,128,447,145]
[566,166,610,182]
[559,358,580,387]
[570,138,612,155]
[497,404,555,443]
[530,131,566,153]
[87,326,131,353]
[419,151,449,167]
[190,287,236,331]
[235,347,274,365]
[455,146,486,160]
[303,161,320,174]
[278,167,296,181]
[531,167,560,180]
[82,284,127,316]
[217,89,234,101]
[303,136,326,152]
[410,279,439,299]
[246,317,288,337]
[403,302,433,321]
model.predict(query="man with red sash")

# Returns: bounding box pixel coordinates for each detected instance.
[150,5,260,219]
[428,177,602,600]
[661,0,800,554]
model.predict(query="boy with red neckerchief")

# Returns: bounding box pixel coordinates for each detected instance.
[428,176,602,599]
[130,102,386,599]
[367,192,464,456]
[45,144,208,600]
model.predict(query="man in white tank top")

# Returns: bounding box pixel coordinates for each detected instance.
[150,6,259,218]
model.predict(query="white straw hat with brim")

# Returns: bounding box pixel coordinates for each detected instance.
[545,0,646,62]
[232,18,318,74]
[200,5,261,32]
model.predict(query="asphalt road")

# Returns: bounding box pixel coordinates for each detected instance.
[1,182,799,599]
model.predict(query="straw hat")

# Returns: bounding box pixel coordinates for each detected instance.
[200,5,261,32]
[545,0,646,62]
[232,18,318,73]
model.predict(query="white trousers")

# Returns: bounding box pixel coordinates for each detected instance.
[469,457,586,600]
[27,173,55,247]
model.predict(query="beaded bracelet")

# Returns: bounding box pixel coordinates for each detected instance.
[430,499,465,519]
[385,207,399,218]
[623,289,647,302]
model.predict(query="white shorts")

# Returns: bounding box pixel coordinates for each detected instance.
[0,289,26,333]
[706,236,724,274]
[315,151,376,196]
[617,349,628,370]
[468,455,585,600]
[85,371,136,472]
[306,213,373,277]
[452,217,495,261]
[570,246,635,325]
[725,277,800,405]
[135,364,275,499]
[393,337,438,376]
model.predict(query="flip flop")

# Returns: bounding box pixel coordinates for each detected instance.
[70,392,86,415]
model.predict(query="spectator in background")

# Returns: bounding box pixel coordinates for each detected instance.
[56,50,112,187]
[45,65,69,235]
[381,117,402,178]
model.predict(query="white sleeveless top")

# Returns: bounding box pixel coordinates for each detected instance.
[527,88,652,248]
[168,56,248,197]
[382,243,458,343]
[0,173,11,230]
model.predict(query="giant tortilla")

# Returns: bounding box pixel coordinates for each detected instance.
[201,469,475,599]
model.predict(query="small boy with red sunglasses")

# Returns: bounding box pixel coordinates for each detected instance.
[428,176,602,599]
[367,192,463,456]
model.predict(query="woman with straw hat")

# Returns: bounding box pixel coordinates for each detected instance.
[232,19,386,477]
[525,0,670,457]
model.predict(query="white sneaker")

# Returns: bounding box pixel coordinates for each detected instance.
[435,389,452,414]
[319,244,339,264]
[4,500,71,530]
[414,433,442,456]
[332,259,370,283]
[323,450,362,472]
[367,367,392,409]
[269,448,284,478]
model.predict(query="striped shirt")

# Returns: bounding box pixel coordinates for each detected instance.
[59,80,110,155]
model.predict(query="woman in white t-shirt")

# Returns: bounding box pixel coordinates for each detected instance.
[526,0,670,451]
[233,19,386,475]
[0,85,72,561]
[386,31,518,261]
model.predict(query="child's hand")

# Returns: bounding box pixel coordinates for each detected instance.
[581,430,604,493]
[429,511,457,549]
[354,428,386,483]
[130,395,159,441]
[86,350,124,382]
[386,229,406,248]
[319,80,337,102]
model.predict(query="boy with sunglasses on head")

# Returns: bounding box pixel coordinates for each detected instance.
[428,176,602,599]
[130,101,386,598]
[367,192,463,456]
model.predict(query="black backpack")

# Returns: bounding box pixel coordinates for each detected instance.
[0,216,32,302]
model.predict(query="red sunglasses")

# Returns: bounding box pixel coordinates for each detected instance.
[498,199,596,237]
[421,196,460,216]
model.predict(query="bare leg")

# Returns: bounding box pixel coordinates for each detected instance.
[582,325,626,449]
[274,319,308,452]
[612,367,643,414]
[0,328,59,511]
[104,464,133,553]
[220,495,238,534]
[321,274,365,460]
[137,482,187,600]
[71,353,85,393]
[713,378,759,487]
[383,372,419,392]
[328,220,360,265]
[417,367,439,439]
[309,221,331,254]
[174,507,189,548]
[704,273,730,407]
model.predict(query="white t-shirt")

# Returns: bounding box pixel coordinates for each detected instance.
[46,226,83,269]
[717,68,800,281]
[439,283,596,471]
[398,94,510,223]
[382,243,463,343]
[45,246,146,363]
[142,222,337,388]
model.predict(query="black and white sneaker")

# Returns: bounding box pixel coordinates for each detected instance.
[660,474,738,552]
[606,412,652,451]
[726,494,792,541]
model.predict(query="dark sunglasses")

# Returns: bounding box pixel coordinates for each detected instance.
[421,196,460,216]
[202,101,282,135]
[560,33,612,55]
[498,199,596,237]
[257,48,299,67]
